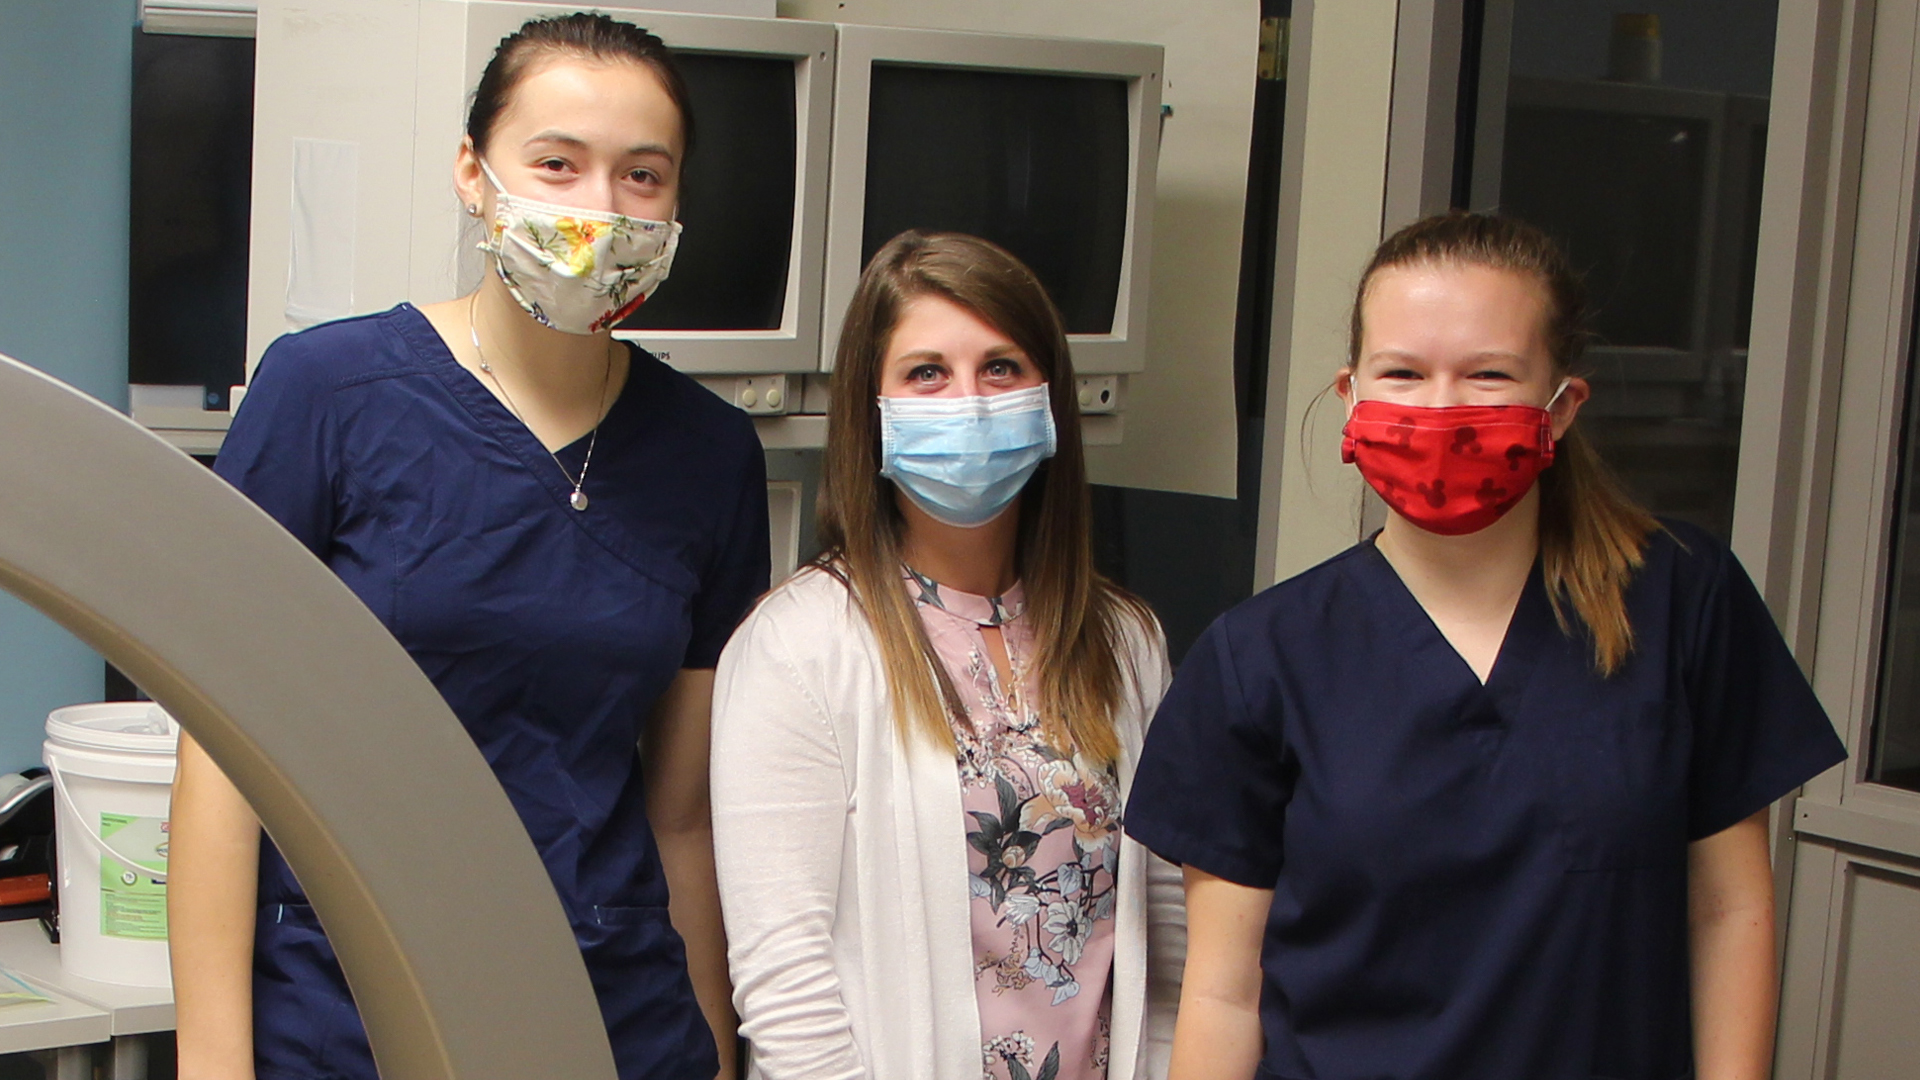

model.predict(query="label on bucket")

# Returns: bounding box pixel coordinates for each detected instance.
[99,813,168,940]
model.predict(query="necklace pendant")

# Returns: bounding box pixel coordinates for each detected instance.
[569,490,590,512]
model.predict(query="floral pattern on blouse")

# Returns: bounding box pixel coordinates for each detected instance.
[907,568,1120,1080]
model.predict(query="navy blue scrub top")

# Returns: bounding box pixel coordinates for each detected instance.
[215,305,769,1080]
[1125,521,1845,1080]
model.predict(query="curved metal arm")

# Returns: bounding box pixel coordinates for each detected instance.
[0,353,616,1080]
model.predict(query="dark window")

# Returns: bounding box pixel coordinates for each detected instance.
[1467,4,1780,542]
[1871,302,1920,793]
[1501,104,1710,349]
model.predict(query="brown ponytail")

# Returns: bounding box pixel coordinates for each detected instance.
[1350,211,1657,675]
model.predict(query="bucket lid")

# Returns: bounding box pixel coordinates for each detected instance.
[46,702,179,754]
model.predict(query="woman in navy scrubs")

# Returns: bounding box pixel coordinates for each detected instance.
[1124,212,1846,1080]
[168,15,765,1080]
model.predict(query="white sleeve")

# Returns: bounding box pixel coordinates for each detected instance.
[1141,849,1187,1078]
[1134,618,1186,1079]
[712,600,867,1080]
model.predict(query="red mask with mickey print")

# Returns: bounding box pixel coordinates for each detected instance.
[1340,382,1567,536]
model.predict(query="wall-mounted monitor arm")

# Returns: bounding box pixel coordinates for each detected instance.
[0,354,615,1080]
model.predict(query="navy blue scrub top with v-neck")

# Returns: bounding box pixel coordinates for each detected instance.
[1125,521,1845,1080]
[214,305,769,1080]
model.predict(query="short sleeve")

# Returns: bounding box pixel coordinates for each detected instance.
[683,433,770,669]
[1124,615,1293,888]
[213,335,341,557]
[1684,543,1847,840]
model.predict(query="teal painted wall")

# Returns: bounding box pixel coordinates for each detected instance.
[0,1,136,771]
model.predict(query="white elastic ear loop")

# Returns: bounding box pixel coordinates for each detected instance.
[473,158,511,262]
[1545,377,1571,410]
[477,157,508,197]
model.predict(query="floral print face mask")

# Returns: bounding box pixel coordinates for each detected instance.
[477,159,682,335]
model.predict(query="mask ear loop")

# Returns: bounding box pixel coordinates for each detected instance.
[476,155,509,199]
[465,147,514,286]
[467,146,511,242]
[1341,370,1362,464]
[1539,377,1572,466]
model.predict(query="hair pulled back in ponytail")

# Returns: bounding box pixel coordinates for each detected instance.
[1348,211,1658,676]
[467,12,695,157]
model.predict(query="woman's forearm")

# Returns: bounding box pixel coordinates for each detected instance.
[169,732,262,1080]
[1689,810,1777,1080]
[1168,867,1270,1080]
[1168,989,1263,1080]
[645,670,738,1079]
[657,819,740,1079]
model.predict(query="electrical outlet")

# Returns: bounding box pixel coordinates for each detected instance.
[1076,375,1122,414]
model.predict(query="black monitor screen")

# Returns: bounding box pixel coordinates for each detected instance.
[1500,105,1709,350]
[621,51,796,332]
[130,32,254,408]
[863,64,1131,336]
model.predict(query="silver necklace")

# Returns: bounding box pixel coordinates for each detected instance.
[469,296,612,512]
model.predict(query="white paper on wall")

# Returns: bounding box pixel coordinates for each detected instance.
[285,138,359,330]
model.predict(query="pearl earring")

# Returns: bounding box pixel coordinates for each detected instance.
[466,204,480,216]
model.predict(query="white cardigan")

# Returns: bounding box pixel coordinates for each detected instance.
[711,568,1186,1080]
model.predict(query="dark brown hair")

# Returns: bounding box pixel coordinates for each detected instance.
[1348,211,1658,675]
[467,13,694,157]
[815,230,1155,763]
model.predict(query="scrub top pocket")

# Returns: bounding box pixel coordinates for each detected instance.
[253,901,372,1080]
[574,904,716,1080]
[1548,701,1690,872]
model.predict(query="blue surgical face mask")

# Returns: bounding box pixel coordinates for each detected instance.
[878,384,1058,528]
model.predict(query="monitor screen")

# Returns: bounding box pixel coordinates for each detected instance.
[130,31,255,408]
[1500,104,1709,350]
[861,63,1131,336]
[620,51,796,332]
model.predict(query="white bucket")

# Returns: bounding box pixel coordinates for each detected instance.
[43,702,179,988]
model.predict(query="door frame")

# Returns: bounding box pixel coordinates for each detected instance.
[1771,0,1920,1071]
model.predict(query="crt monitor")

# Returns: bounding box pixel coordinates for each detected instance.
[247,1,832,378]
[822,26,1163,375]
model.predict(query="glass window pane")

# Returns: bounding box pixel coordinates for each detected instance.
[1476,2,1778,541]
[1871,313,1920,792]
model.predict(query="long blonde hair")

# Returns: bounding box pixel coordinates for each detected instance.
[815,231,1154,764]
[1349,212,1658,675]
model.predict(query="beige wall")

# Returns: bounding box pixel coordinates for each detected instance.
[781,0,1259,499]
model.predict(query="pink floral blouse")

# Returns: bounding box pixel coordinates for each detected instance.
[907,567,1121,1080]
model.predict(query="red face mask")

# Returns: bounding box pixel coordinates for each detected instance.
[1341,385,1565,536]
